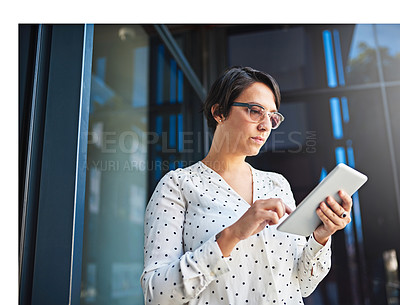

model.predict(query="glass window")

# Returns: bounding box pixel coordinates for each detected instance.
[262,101,311,153]
[150,43,185,187]
[346,24,377,83]
[147,35,204,192]
[227,26,328,91]
[80,25,149,305]
[228,27,307,91]
[376,24,400,82]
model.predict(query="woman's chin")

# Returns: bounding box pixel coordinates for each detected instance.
[246,147,262,157]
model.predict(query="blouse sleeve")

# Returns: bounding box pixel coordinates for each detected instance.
[295,233,332,297]
[278,173,332,297]
[140,170,230,305]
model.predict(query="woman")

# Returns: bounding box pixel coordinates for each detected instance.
[141,66,352,304]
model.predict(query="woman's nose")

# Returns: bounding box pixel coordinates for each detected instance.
[257,114,271,131]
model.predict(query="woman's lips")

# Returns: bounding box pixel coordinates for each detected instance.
[251,136,265,145]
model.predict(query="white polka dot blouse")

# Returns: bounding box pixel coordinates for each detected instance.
[141,161,331,304]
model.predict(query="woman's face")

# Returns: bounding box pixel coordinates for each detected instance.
[215,82,277,157]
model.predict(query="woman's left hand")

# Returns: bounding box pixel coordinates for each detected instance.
[313,190,353,245]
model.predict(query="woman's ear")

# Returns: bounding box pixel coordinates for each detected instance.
[211,104,224,123]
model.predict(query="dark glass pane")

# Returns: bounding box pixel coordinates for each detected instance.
[228,26,327,91]
[387,86,400,188]
[80,25,149,305]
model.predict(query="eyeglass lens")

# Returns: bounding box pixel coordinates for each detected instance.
[270,114,280,128]
[249,105,282,128]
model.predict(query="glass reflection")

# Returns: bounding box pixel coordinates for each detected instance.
[375,24,400,82]
[346,24,379,85]
[346,24,400,84]
[80,25,148,305]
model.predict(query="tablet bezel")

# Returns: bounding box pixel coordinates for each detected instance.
[276,163,368,236]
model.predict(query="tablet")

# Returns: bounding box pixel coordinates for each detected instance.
[277,163,368,236]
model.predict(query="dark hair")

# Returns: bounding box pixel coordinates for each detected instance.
[202,66,281,133]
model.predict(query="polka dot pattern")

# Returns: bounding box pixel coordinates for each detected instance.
[141,161,331,304]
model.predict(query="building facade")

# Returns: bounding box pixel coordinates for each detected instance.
[19,24,400,305]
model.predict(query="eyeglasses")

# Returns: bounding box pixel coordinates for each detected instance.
[232,102,285,129]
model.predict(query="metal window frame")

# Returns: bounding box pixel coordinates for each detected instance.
[19,24,93,305]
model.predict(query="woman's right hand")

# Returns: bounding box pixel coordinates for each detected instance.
[216,199,292,257]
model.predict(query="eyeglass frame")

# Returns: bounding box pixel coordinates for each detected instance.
[231,102,285,129]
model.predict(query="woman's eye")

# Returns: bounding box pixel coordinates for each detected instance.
[250,109,261,115]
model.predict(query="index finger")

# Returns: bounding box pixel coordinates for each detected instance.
[256,199,291,218]
[284,203,293,215]
[276,200,292,217]
[277,201,292,216]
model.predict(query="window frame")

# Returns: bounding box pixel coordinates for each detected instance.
[19,24,94,305]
